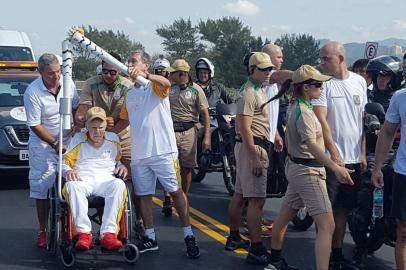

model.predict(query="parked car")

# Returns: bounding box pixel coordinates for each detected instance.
[0,61,39,172]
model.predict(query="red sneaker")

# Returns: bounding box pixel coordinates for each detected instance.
[37,230,47,248]
[101,232,123,251]
[75,233,93,251]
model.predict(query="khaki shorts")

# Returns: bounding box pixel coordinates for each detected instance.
[283,159,331,216]
[234,142,269,198]
[175,127,197,168]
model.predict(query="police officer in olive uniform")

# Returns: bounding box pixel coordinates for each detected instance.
[75,52,133,176]
[168,59,211,196]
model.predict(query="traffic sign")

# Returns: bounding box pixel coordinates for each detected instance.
[365,42,378,59]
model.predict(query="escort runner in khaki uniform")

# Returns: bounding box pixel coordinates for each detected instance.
[268,65,353,270]
[168,59,211,195]
[75,52,133,176]
[226,52,275,265]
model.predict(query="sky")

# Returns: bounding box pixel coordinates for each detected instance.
[2,0,406,57]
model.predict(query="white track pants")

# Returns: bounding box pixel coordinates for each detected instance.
[63,177,127,235]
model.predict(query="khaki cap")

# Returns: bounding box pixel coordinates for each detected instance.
[167,59,190,73]
[292,65,331,84]
[86,107,107,122]
[249,52,275,69]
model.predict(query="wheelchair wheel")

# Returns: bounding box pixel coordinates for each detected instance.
[123,243,140,264]
[47,185,60,256]
[60,245,75,267]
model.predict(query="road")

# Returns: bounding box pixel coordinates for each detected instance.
[0,171,395,270]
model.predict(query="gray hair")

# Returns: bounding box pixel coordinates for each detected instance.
[130,50,151,65]
[38,53,59,71]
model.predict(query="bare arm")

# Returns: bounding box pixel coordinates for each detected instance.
[30,125,57,146]
[306,139,354,185]
[238,114,264,177]
[270,70,293,84]
[74,104,91,128]
[200,107,211,151]
[111,119,130,135]
[313,106,344,165]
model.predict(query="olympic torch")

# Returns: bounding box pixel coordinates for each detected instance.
[68,27,149,86]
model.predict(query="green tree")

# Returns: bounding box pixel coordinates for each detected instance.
[156,18,205,64]
[199,17,266,88]
[274,34,320,70]
[69,25,144,80]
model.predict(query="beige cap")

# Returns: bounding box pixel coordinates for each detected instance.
[167,59,190,73]
[86,107,107,122]
[249,52,275,69]
[292,65,331,84]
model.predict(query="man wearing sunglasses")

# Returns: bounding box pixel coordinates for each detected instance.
[226,52,276,265]
[313,41,368,270]
[75,52,133,179]
[168,59,211,196]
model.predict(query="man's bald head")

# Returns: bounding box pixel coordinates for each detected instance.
[320,41,348,77]
[262,44,283,70]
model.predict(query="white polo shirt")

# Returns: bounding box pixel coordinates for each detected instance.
[385,88,406,175]
[24,76,79,147]
[264,82,279,143]
[312,72,367,164]
[120,82,178,160]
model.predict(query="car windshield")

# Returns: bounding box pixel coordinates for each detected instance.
[0,77,36,107]
[0,46,34,61]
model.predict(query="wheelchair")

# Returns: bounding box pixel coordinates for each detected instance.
[46,178,140,267]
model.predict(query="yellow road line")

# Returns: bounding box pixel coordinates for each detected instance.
[152,197,248,255]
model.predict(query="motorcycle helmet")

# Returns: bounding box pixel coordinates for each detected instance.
[195,58,215,82]
[198,152,211,172]
[367,55,404,91]
[152,56,170,73]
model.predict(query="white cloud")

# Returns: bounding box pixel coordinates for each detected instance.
[124,17,135,24]
[224,0,259,17]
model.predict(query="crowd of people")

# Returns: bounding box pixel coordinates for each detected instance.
[23,41,406,269]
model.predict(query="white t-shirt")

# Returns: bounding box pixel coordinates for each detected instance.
[264,82,279,143]
[120,82,178,160]
[385,88,406,175]
[24,77,79,147]
[312,72,367,164]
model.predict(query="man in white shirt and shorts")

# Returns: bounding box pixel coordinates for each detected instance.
[312,41,367,269]
[114,51,200,259]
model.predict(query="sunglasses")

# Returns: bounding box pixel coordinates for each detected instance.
[307,81,323,88]
[102,69,118,76]
[257,67,273,72]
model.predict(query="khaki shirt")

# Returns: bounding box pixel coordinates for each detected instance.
[79,75,133,155]
[80,75,133,122]
[169,82,209,123]
[235,78,270,140]
[285,99,324,159]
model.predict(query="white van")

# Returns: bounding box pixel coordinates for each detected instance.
[0,30,35,61]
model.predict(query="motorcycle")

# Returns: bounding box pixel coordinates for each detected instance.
[193,103,237,196]
[348,102,397,253]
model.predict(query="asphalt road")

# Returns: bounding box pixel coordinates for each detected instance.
[0,171,395,270]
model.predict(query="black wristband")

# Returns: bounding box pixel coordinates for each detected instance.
[51,141,58,149]
[145,72,150,80]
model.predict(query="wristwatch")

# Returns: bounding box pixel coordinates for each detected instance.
[145,72,150,80]
[51,141,58,149]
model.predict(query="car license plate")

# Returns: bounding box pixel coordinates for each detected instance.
[19,150,29,160]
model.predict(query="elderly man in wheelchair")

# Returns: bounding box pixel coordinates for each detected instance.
[62,106,128,252]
